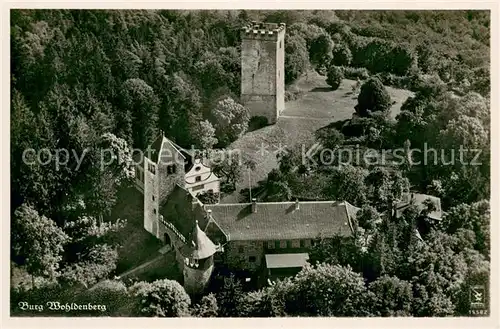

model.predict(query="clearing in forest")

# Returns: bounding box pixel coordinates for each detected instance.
[221,71,413,203]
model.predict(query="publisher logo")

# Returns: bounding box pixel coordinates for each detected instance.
[469,285,488,316]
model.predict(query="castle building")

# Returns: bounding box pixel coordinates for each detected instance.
[134,136,444,295]
[184,157,220,200]
[133,132,221,239]
[240,21,286,124]
[155,185,359,293]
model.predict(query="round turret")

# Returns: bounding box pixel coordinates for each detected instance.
[182,220,217,295]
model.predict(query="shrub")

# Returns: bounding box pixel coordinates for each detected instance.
[326,66,344,90]
[413,74,448,97]
[76,280,130,316]
[191,293,218,317]
[284,89,305,102]
[309,33,334,68]
[342,66,370,80]
[196,190,220,204]
[355,77,392,116]
[331,43,352,66]
[374,72,412,90]
[129,279,191,317]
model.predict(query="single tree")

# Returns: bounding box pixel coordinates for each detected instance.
[355,77,392,117]
[368,275,413,316]
[325,65,344,90]
[331,42,352,66]
[12,204,70,286]
[195,120,218,150]
[287,263,373,316]
[211,97,250,146]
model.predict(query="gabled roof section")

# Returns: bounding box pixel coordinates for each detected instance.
[395,193,442,220]
[204,200,358,241]
[146,133,186,164]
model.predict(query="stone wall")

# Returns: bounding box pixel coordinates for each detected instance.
[183,258,215,295]
[157,140,186,203]
[224,238,316,272]
[224,240,266,272]
[275,31,285,117]
[143,157,159,236]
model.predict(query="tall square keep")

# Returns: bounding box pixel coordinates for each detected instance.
[240,22,286,124]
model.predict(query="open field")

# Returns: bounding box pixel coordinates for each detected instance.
[221,71,413,203]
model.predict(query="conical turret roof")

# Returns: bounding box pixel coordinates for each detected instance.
[188,220,217,260]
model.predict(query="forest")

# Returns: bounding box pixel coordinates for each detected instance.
[10,9,490,317]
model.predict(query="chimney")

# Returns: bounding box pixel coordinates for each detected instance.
[295,199,300,210]
[206,209,212,219]
[251,198,257,213]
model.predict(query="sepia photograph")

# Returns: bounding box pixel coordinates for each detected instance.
[6,6,496,321]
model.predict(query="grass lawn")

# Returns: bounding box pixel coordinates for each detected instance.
[221,71,413,203]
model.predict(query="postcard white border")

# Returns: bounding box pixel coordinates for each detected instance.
[1,1,498,329]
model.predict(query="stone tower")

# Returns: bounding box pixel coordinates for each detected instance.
[240,21,286,124]
[182,220,217,295]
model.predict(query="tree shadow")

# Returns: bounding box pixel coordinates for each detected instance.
[316,119,350,136]
[247,116,270,132]
[239,179,267,203]
[310,87,333,92]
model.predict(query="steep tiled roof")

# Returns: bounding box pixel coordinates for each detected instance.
[394,193,442,220]
[182,220,217,260]
[147,134,186,164]
[205,201,358,241]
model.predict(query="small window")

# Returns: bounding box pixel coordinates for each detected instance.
[238,246,244,253]
[311,239,315,246]
[267,241,274,249]
[195,176,202,182]
[279,40,282,48]
[152,195,155,201]
[195,166,201,171]
[153,208,157,214]
[192,184,205,191]
[167,164,177,174]
[275,240,280,249]
[148,163,156,175]
[300,240,305,248]
[286,240,292,249]
[249,256,256,263]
